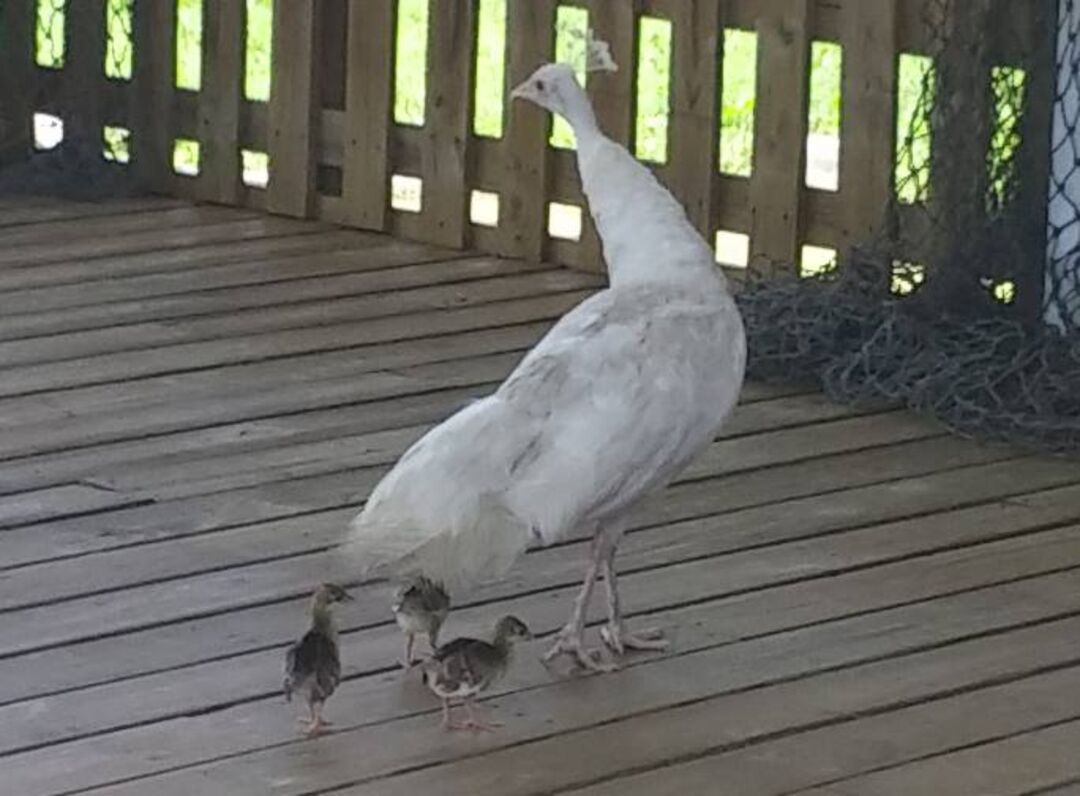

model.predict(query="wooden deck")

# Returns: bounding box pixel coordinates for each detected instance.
[2,197,1080,796]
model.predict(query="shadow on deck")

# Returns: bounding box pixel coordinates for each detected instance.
[1,197,1080,795]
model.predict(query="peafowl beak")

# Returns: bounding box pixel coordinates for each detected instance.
[510,80,533,102]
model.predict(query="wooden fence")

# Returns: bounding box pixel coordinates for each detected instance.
[0,0,1053,277]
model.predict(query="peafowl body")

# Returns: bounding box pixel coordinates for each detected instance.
[342,38,745,671]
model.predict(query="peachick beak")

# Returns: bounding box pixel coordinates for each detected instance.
[510,82,529,100]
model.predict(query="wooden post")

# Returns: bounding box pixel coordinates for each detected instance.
[840,0,898,250]
[197,0,245,203]
[496,0,557,262]
[267,0,322,217]
[64,0,107,145]
[1014,0,1056,323]
[337,0,394,230]
[580,0,638,273]
[132,0,177,192]
[928,0,995,271]
[661,0,722,237]
[0,0,35,163]
[749,0,811,273]
[416,0,478,249]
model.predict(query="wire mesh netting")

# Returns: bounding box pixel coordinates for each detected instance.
[739,0,1080,457]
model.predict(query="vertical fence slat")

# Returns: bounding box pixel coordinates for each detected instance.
[65,0,107,143]
[586,0,638,146]
[579,0,638,273]
[496,0,557,261]
[0,0,35,160]
[1015,0,1056,321]
[840,0,897,249]
[198,0,244,203]
[663,0,721,237]
[133,1,177,193]
[338,0,393,229]
[925,0,995,286]
[749,0,811,271]
[415,0,477,248]
[267,0,322,217]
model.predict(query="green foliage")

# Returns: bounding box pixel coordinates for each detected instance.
[635,17,672,163]
[176,0,202,91]
[473,0,506,138]
[719,29,757,176]
[105,0,133,80]
[394,0,428,125]
[896,53,934,204]
[34,0,64,68]
[808,41,842,135]
[245,0,272,101]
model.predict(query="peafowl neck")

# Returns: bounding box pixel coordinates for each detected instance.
[561,86,601,145]
[563,87,721,289]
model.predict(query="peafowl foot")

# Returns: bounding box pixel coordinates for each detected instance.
[600,624,669,656]
[542,628,617,674]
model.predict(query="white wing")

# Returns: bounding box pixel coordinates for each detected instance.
[341,281,744,591]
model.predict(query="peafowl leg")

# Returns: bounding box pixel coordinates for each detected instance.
[542,536,616,673]
[599,544,668,655]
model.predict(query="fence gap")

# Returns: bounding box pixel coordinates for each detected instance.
[34,0,65,69]
[176,0,203,91]
[244,0,272,102]
[474,0,506,138]
[719,28,757,177]
[806,40,842,191]
[635,15,672,164]
[104,0,133,81]
[394,0,428,126]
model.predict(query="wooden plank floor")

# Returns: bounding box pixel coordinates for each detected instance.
[2,197,1080,796]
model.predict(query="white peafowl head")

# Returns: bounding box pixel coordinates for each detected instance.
[510,28,617,118]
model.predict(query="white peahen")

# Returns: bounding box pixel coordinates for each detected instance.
[342,34,746,672]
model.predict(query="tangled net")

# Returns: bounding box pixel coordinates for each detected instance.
[739,0,1080,458]
[739,253,1080,456]
[0,132,139,200]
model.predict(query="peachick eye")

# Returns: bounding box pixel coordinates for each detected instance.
[535,80,545,91]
